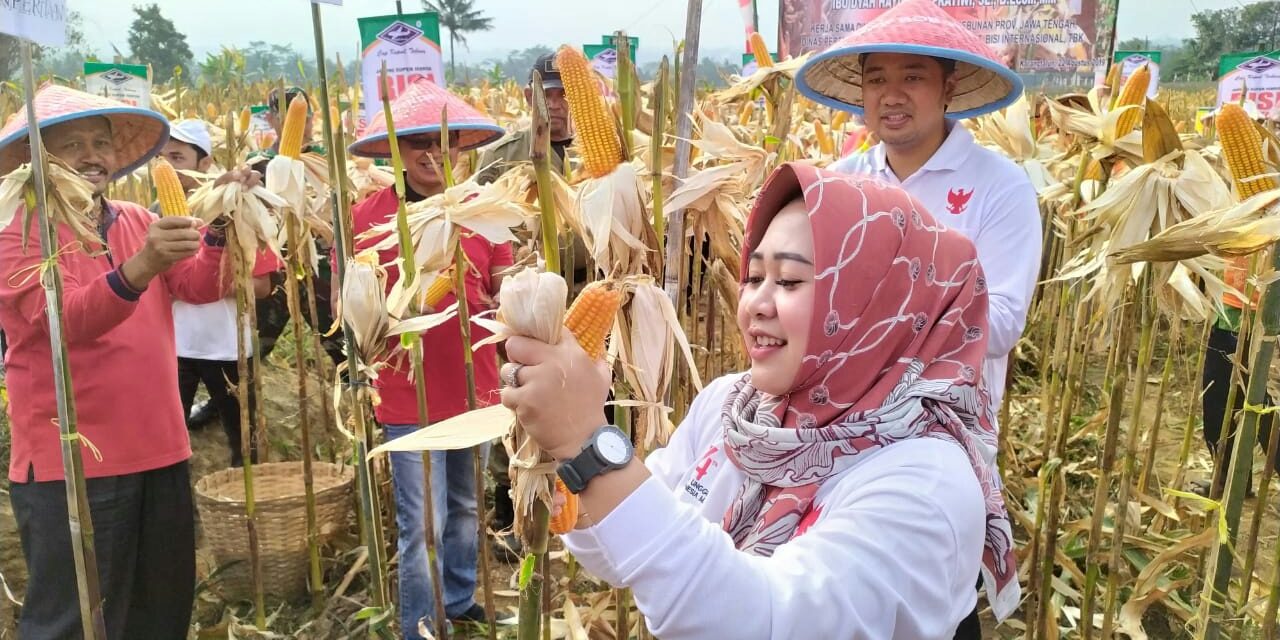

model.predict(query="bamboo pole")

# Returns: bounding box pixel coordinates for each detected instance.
[1202,247,1280,640]
[18,40,107,640]
[661,0,703,306]
[312,1,391,615]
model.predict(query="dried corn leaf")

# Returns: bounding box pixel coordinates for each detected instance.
[367,404,514,456]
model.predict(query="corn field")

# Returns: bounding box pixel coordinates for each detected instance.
[3,21,1280,640]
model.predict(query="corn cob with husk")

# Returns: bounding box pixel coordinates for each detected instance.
[1111,105,1280,266]
[749,31,773,68]
[278,94,308,160]
[152,158,189,217]
[0,156,98,250]
[1112,63,1151,139]
[366,170,532,319]
[814,117,834,156]
[555,44,653,276]
[238,106,252,136]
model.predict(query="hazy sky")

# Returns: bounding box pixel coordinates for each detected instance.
[74,0,1256,65]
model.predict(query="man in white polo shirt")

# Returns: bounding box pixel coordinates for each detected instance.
[798,0,1041,424]
[157,119,278,467]
[797,1,1041,635]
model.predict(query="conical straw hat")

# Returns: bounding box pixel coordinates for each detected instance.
[0,83,169,177]
[348,79,505,158]
[796,0,1024,119]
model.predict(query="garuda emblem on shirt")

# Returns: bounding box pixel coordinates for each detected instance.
[947,188,974,215]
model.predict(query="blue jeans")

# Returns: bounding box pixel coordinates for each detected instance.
[385,424,490,639]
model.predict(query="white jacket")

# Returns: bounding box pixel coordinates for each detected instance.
[563,374,986,640]
[831,125,1042,413]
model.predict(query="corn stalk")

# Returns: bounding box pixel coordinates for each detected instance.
[314,2,391,623]
[228,222,267,627]
[283,212,323,608]
[519,68,558,640]
[1201,246,1280,640]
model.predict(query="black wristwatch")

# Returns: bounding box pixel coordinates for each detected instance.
[556,425,634,494]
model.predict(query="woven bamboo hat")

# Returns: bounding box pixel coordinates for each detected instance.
[0,83,169,177]
[796,0,1023,119]
[348,79,505,158]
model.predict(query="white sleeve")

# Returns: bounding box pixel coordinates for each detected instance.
[640,374,738,491]
[563,442,986,640]
[975,176,1042,358]
[563,375,737,573]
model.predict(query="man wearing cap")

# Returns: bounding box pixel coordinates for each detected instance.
[797,0,1040,634]
[475,52,574,184]
[157,119,280,467]
[249,86,346,368]
[344,79,512,637]
[0,86,255,638]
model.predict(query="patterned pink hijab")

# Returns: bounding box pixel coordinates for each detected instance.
[720,163,1019,619]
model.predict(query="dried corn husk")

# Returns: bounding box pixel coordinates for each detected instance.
[0,157,97,249]
[369,170,533,318]
[340,251,391,364]
[563,161,652,277]
[472,267,574,541]
[616,277,703,452]
[186,171,288,271]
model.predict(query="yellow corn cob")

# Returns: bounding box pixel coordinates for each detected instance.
[738,100,754,126]
[564,281,623,361]
[278,94,308,159]
[1104,63,1122,106]
[1083,158,1103,181]
[238,106,252,135]
[1219,103,1279,200]
[815,118,833,155]
[153,158,189,217]
[204,104,218,120]
[1113,63,1150,138]
[555,45,623,179]
[549,476,579,535]
[750,32,773,68]
[831,111,849,131]
[423,271,454,308]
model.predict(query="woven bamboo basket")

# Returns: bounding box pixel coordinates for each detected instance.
[194,461,355,601]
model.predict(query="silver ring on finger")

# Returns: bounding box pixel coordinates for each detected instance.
[502,363,525,388]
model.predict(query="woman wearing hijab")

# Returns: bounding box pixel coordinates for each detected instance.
[499,163,1019,639]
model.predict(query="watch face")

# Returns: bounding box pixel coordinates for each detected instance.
[596,430,630,464]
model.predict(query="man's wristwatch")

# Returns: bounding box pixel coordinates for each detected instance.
[556,425,634,494]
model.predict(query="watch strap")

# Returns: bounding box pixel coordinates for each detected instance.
[558,445,607,494]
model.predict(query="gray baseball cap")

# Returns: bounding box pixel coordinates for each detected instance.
[528,52,562,90]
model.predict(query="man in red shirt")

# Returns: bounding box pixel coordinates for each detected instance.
[345,80,509,636]
[0,85,258,639]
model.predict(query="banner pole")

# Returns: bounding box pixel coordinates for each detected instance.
[19,39,108,640]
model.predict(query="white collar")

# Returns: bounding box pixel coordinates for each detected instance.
[870,123,975,179]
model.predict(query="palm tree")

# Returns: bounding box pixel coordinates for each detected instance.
[422,0,494,79]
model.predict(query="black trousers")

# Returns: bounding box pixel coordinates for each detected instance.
[9,461,196,640]
[1202,324,1277,492]
[177,357,258,467]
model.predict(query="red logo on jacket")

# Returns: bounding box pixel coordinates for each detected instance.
[946,188,974,215]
